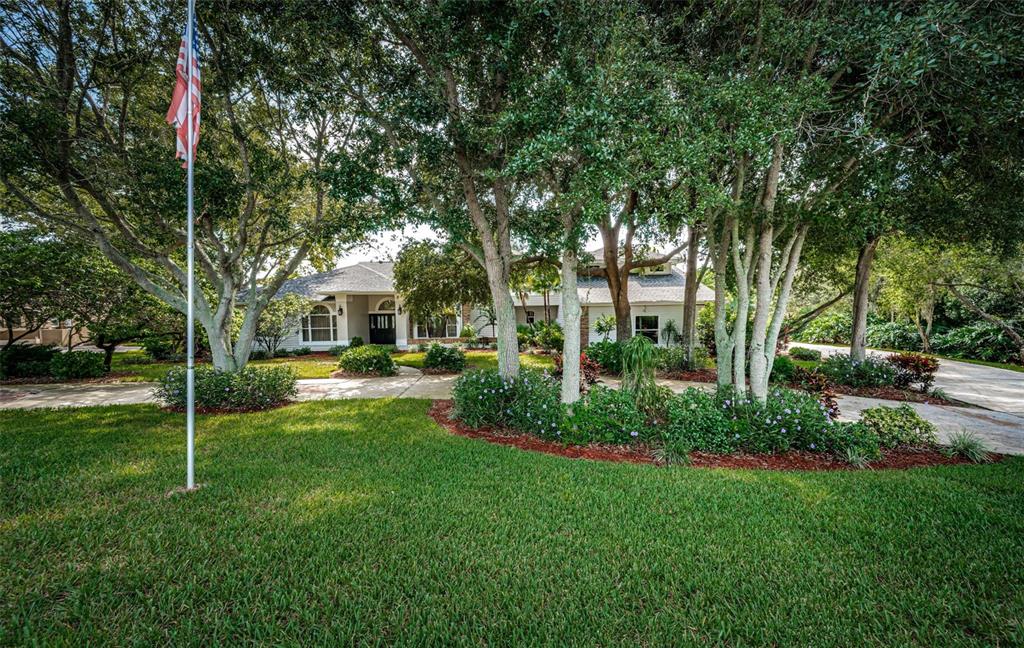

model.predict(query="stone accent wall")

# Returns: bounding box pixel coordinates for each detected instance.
[580,306,590,346]
[460,303,472,326]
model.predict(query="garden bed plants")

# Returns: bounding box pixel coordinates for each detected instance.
[430,401,982,470]
[444,337,992,471]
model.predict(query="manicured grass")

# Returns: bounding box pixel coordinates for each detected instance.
[110,351,336,381]
[2,401,1023,645]
[394,350,555,372]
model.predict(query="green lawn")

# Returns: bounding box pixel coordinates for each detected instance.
[2,401,1022,645]
[110,351,337,381]
[394,350,555,372]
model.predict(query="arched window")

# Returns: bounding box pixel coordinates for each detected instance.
[302,305,337,342]
[375,298,396,312]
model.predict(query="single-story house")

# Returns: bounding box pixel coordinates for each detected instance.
[273,255,713,351]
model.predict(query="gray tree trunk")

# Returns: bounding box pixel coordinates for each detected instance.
[560,250,581,405]
[850,235,880,362]
[681,228,700,368]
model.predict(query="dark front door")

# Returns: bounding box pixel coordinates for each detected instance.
[369,314,396,345]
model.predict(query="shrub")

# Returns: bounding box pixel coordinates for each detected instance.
[337,344,397,376]
[593,314,615,340]
[585,340,622,374]
[553,352,600,387]
[348,336,364,348]
[249,350,270,361]
[655,343,712,374]
[561,385,653,444]
[423,344,466,373]
[795,310,852,344]
[534,321,564,352]
[888,352,939,391]
[696,303,717,355]
[860,404,938,448]
[943,430,992,463]
[516,325,533,350]
[817,353,896,388]
[788,346,822,362]
[293,346,312,356]
[142,336,180,361]
[327,344,348,356]
[792,367,840,419]
[933,321,1021,364]
[621,335,661,416]
[0,344,58,378]
[660,386,876,457]
[867,321,921,351]
[770,355,796,383]
[49,351,106,379]
[653,438,692,465]
[459,324,477,339]
[155,365,297,411]
[663,388,738,453]
[451,369,561,434]
[273,349,292,358]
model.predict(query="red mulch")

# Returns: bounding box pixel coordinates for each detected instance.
[829,384,956,406]
[428,400,990,471]
[0,372,137,385]
[660,368,718,382]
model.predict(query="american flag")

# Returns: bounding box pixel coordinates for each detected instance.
[166,14,201,167]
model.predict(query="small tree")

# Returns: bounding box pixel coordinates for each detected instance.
[0,227,81,351]
[253,294,313,356]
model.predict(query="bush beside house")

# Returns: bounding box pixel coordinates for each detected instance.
[337,345,397,376]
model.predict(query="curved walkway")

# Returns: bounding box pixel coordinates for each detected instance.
[790,343,1024,417]
[2,364,1022,455]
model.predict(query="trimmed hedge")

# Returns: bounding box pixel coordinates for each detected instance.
[423,344,466,373]
[50,351,106,379]
[337,344,397,376]
[155,365,298,411]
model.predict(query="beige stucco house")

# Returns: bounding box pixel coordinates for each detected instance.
[274,255,713,351]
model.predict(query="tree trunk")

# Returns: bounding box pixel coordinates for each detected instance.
[850,234,880,362]
[710,224,734,388]
[559,250,581,405]
[913,313,932,353]
[681,228,700,368]
[102,344,116,371]
[946,283,1024,364]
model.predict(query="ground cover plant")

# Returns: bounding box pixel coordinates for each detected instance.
[1,402,1022,645]
[888,352,940,392]
[155,365,298,412]
[788,346,822,362]
[860,404,939,449]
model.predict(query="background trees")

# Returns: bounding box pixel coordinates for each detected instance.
[0,0,377,370]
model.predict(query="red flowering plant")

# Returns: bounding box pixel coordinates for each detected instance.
[888,352,939,392]
[553,352,601,390]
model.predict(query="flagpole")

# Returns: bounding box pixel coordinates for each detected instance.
[185,0,196,490]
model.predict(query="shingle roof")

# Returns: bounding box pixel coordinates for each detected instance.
[577,265,714,305]
[277,262,395,298]
[275,261,713,305]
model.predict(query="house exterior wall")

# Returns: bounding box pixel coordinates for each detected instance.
[346,295,370,342]
[585,303,687,346]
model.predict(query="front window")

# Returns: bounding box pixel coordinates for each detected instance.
[415,315,458,339]
[525,310,535,325]
[302,305,337,342]
[634,315,659,343]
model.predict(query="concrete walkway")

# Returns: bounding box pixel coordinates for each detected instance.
[3,365,1022,455]
[790,343,1024,417]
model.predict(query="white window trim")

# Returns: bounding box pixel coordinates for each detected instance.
[415,315,458,339]
[634,314,659,342]
[302,305,337,342]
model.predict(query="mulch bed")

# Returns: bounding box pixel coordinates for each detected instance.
[660,368,718,382]
[0,372,137,385]
[429,400,990,471]
[421,367,460,375]
[829,384,956,406]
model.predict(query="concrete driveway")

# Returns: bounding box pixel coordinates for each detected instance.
[790,343,1024,417]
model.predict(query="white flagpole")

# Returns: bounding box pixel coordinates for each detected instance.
[185,0,196,490]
